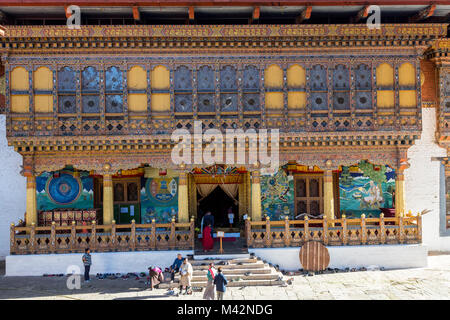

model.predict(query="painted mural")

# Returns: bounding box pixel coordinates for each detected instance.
[36,169,94,211]
[140,177,178,223]
[339,161,395,218]
[261,169,295,220]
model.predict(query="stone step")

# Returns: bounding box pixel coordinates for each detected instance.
[174,272,280,282]
[193,261,266,270]
[159,278,284,289]
[191,268,272,276]
[190,258,258,266]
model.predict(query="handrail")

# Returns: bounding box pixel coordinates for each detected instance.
[10,218,195,255]
[245,213,422,248]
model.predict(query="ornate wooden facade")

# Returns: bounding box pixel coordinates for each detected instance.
[0,23,448,237]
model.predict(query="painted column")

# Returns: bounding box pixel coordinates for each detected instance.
[102,174,114,225]
[323,169,335,221]
[25,175,37,226]
[251,170,262,221]
[178,172,189,223]
[395,169,405,217]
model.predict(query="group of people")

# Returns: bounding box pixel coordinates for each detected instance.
[81,250,228,299]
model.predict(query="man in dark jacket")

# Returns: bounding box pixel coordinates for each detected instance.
[203,212,214,236]
[213,267,228,300]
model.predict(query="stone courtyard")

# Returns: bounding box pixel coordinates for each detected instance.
[0,254,449,300]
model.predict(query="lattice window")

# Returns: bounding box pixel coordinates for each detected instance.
[310,64,328,112]
[355,64,372,111]
[376,63,395,115]
[105,66,123,114]
[243,65,260,112]
[398,63,417,110]
[81,66,100,113]
[332,64,350,111]
[174,66,193,113]
[220,65,238,112]
[197,65,215,113]
[58,67,77,114]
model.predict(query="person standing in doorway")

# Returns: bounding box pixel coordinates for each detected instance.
[203,211,215,236]
[82,248,92,283]
[214,267,228,300]
[202,224,214,252]
[227,207,234,229]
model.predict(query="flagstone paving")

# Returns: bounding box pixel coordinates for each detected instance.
[0,255,449,300]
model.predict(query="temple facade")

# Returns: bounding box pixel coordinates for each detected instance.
[0,2,449,262]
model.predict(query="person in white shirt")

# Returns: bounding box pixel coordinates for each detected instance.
[227,207,234,228]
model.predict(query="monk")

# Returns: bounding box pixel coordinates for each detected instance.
[202,224,214,252]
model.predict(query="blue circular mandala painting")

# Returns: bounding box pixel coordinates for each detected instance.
[46,172,82,205]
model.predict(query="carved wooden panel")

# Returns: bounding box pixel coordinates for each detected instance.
[243,65,259,91]
[220,65,237,91]
[197,65,214,92]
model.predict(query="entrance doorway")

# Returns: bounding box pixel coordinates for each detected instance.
[198,186,239,228]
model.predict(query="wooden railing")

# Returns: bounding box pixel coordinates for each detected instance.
[10,218,195,255]
[245,213,422,248]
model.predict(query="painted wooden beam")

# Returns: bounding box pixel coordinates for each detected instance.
[295,5,312,24]
[408,4,436,22]
[188,6,195,20]
[351,4,370,23]
[132,5,140,21]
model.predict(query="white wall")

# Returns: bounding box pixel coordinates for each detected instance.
[405,108,450,251]
[6,250,194,276]
[0,115,26,259]
[250,244,428,271]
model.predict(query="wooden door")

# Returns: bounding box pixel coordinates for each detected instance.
[294,174,324,217]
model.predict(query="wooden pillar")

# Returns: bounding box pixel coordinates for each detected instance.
[102,174,114,225]
[178,172,189,223]
[251,170,262,221]
[323,169,335,222]
[395,169,405,217]
[25,175,37,226]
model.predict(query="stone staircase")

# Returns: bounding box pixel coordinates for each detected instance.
[159,254,285,288]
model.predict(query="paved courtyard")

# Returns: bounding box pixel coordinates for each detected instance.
[0,254,449,300]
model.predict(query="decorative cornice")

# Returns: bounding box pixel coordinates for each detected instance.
[0,24,446,54]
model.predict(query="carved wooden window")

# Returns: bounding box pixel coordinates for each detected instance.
[58,67,76,114]
[354,64,372,111]
[127,65,147,113]
[310,64,328,112]
[220,65,238,113]
[150,65,170,115]
[294,174,323,217]
[112,178,141,204]
[264,64,283,113]
[376,63,395,114]
[32,66,53,113]
[398,63,417,110]
[332,64,350,111]
[10,66,30,113]
[242,65,260,112]
[197,65,215,114]
[105,66,123,114]
[174,66,193,113]
[287,64,306,111]
[81,66,100,113]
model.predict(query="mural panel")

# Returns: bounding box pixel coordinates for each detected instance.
[140,177,178,223]
[36,170,94,211]
[261,169,294,220]
[339,161,395,218]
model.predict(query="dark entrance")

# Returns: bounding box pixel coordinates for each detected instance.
[198,186,239,228]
